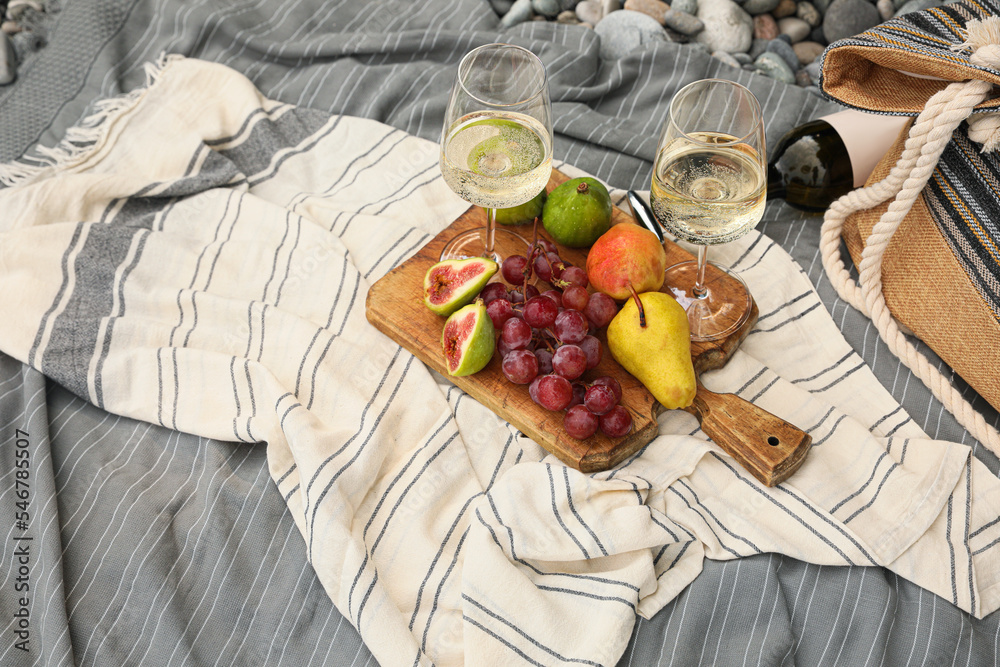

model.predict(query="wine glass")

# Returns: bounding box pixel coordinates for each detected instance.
[439,43,553,263]
[650,79,767,341]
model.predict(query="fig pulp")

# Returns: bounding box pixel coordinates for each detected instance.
[423,257,498,316]
[442,302,495,376]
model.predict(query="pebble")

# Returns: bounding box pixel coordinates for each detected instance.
[576,0,604,23]
[695,0,753,52]
[603,0,622,14]
[533,0,563,17]
[748,37,769,59]
[823,0,880,42]
[772,0,797,18]
[755,51,796,83]
[804,60,822,85]
[732,52,753,64]
[894,0,944,15]
[753,13,779,39]
[672,0,699,13]
[501,0,535,26]
[812,0,833,13]
[1,21,20,35]
[663,7,705,34]
[490,0,515,14]
[792,40,825,64]
[766,36,800,71]
[561,0,581,8]
[594,9,669,58]
[778,16,811,42]
[0,33,15,86]
[712,49,742,67]
[796,1,822,26]
[891,0,909,9]
[557,9,582,22]
[795,68,813,86]
[624,0,669,23]
[741,0,780,14]
[876,0,894,19]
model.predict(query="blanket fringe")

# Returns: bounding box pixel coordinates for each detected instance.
[0,52,184,188]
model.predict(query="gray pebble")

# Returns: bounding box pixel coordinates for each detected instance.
[810,25,825,42]
[594,9,668,59]
[501,0,535,26]
[876,0,894,18]
[557,9,582,22]
[795,67,813,86]
[576,0,604,23]
[672,0,699,13]
[712,49,742,68]
[766,37,799,71]
[561,0,581,8]
[894,0,944,15]
[823,0,880,42]
[490,0,515,14]
[778,16,811,42]
[663,7,705,34]
[812,0,833,13]
[0,33,15,86]
[688,41,713,54]
[755,51,796,83]
[891,0,909,9]
[804,59,822,85]
[741,0,781,13]
[748,37,769,59]
[796,1,822,27]
[732,51,754,64]
[532,0,562,16]
[695,0,753,53]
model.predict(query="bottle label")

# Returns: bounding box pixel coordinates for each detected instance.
[822,110,910,187]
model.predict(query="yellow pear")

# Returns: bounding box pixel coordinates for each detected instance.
[607,291,696,410]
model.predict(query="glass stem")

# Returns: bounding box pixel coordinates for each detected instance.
[484,207,497,259]
[693,244,708,299]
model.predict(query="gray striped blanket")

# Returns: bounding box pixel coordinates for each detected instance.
[0,55,998,666]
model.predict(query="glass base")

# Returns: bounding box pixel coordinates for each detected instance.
[664,260,752,342]
[439,226,529,263]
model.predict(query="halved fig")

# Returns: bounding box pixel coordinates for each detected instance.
[423,257,498,316]
[441,301,495,376]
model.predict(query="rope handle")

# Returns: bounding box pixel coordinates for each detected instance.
[820,17,1000,454]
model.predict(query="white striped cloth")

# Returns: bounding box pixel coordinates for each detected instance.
[0,56,998,667]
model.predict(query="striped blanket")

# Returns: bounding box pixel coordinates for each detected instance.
[0,56,998,666]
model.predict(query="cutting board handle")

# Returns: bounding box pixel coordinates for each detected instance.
[683,384,811,487]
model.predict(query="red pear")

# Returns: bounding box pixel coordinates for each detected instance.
[585,223,666,301]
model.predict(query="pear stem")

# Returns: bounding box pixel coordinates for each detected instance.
[628,284,646,328]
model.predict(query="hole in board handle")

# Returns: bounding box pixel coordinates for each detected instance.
[767,436,779,447]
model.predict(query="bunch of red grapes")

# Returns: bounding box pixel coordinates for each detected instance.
[480,237,633,440]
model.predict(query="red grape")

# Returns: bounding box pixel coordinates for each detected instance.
[584,292,618,328]
[535,238,558,254]
[564,405,599,440]
[599,405,632,437]
[540,289,562,307]
[567,382,586,409]
[523,295,559,329]
[579,335,602,369]
[502,349,539,384]
[486,298,514,329]
[560,265,588,288]
[533,253,554,282]
[552,344,587,380]
[584,384,616,415]
[546,252,565,279]
[553,309,588,344]
[501,255,528,285]
[537,374,573,411]
[590,376,622,404]
[501,317,532,350]
[561,285,590,311]
[528,376,543,404]
[480,282,508,305]
[535,348,554,375]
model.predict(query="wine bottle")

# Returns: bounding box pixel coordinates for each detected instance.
[767,110,909,213]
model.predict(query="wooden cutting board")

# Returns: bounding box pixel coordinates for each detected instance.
[366,169,810,481]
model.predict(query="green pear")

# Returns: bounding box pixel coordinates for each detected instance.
[607,291,696,410]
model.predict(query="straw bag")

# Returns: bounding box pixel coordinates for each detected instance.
[819,1,1000,453]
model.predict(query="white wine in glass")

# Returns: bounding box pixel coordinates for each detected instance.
[651,79,767,341]
[439,44,553,263]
